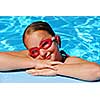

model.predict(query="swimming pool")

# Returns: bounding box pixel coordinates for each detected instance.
[0,16,100,83]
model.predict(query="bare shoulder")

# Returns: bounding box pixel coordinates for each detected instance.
[64,56,89,64]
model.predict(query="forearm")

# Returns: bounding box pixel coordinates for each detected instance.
[55,63,100,81]
[0,53,35,71]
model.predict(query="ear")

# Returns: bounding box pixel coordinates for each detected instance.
[55,35,61,48]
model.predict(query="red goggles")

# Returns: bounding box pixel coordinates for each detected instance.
[29,35,60,58]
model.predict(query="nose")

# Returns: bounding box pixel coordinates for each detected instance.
[39,49,47,58]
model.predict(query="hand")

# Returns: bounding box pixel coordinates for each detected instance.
[33,59,63,70]
[26,68,57,76]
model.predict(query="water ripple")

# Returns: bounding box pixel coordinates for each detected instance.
[0,16,100,64]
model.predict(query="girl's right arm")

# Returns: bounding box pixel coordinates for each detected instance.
[0,51,62,71]
[0,52,35,71]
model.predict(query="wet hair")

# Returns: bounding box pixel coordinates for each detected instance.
[23,21,55,47]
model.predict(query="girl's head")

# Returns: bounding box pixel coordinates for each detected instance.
[23,21,62,61]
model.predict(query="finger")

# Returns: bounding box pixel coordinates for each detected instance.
[37,69,56,76]
[26,69,47,75]
[50,61,64,65]
[26,69,36,74]
[26,69,41,76]
[26,69,56,76]
[35,64,57,70]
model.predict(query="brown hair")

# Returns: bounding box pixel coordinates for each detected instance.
[23,21,55,47]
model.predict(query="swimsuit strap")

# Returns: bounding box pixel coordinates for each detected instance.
[60,50,70,62]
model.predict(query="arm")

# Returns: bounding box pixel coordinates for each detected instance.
[0,52,34,71]
[55,62,100,81]
[0,52,62,71]
[26,61,100,81]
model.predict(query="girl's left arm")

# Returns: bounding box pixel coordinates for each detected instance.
[55,62,100,81]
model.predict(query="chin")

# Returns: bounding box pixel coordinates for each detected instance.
[49,57,55,61]
[51,57,57,61]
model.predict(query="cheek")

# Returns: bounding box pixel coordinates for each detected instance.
[48,44,56,53]
[52,43,58,52]
[50,44,59,56]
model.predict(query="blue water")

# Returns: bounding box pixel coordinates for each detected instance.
[0,16,100,63]
[0,16,100,83]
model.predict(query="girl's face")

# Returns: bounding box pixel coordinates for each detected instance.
[25,30,62,61]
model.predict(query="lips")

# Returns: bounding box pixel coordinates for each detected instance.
[46,55,51,60]
[38,52,52,60]
[39,54,51,60]
[46,52,51,60]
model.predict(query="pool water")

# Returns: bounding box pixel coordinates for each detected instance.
[0,16,100,83]
[0,16,100,64]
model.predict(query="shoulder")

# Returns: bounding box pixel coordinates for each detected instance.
[64,56,89,64]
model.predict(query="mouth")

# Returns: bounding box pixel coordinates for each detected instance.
[45,52,52,60]
[38,54,51,60]
[46,55,51,60]
[38,52,52,60]
[39,55,51,60]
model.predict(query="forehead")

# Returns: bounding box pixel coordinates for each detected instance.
[27,30,52,48]
[33,30,52,38]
